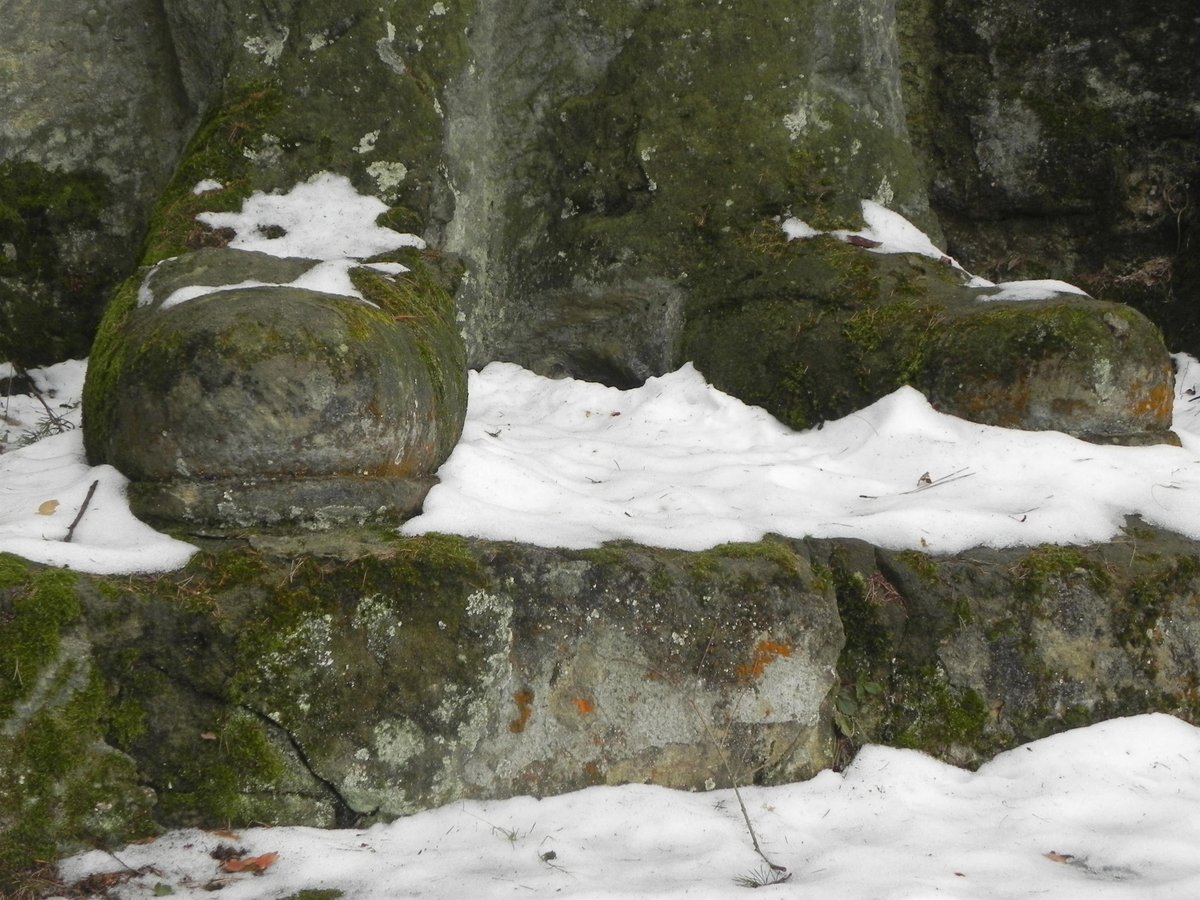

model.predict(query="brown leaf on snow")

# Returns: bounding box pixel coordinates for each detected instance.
[1044,851,1076,864]
[222,851,280,874]
[38,499,59,515]
[211,828,241,840]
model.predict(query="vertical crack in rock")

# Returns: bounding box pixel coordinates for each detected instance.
[241,704,376,828]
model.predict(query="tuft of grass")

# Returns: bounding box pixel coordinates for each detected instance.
[733,864,793,888]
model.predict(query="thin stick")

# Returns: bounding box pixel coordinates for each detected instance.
[65,479,99,543]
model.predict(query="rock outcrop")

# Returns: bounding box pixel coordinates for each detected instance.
[6,524,1200,870]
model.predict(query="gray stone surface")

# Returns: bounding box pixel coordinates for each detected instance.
[83,249,467,526]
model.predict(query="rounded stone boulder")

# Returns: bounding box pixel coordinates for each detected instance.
[83,249,467,527]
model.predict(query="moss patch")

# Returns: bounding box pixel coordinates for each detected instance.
[0,160,116,366]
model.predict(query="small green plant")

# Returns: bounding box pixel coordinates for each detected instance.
[832,675,883,739]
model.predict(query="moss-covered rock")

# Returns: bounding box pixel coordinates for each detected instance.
[0,557,155,890]
[902,0,1200,354]
[12,524,1200,874]
[76,533,840,828]
[0,161,122,367]
[685,236,1175,439]
[436,0,933,377]
[805,524,1200,768]
[82,248,467,527]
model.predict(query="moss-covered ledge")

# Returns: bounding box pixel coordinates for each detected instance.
[7,522,1200,889]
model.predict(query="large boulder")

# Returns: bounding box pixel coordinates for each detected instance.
[83,246,467,527]
[685,230,1176,441]
[10,524,1200,873]
[0,556,155,889]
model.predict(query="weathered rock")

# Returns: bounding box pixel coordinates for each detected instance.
[0,557,155,889]
[898,0,1200,352]
[80,536,843,827]
[806,524,1200,767]
[437,0,937,375]
[0,1,203,366]
[9,524,1200,873]
[82,248,467,527]
[685,236,1176,440]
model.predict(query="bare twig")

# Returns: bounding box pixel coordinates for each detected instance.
[64,479,99,543]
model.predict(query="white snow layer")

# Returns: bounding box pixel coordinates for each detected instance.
[402,358,1200,554]
[51,714,1200,899]
[783,199,1090,301]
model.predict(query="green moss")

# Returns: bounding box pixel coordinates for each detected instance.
[140,82,285,265]
[284,892,345,900]
[0,160,115,365]
[891,664,990,757]
[828,553,891,676]
[690,538,804,581]
[896,550,942,584]
[0,566,81,717]
[80,274,141,464]
[1014,545,1111,600]
[1,665,155,891]
[1117,555,1200,652]
[154,708,289,824]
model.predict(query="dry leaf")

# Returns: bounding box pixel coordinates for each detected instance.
[1044,851,1075,864]
[199,732,218,741]
[917,472,933,487]
[38,499,59,515]
[211,829,241,840]
[222,851,279,874]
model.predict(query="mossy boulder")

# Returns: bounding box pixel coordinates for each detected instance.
[13,525,1200,878]
[0,0,206,367]
[684,237,1175,440]
[82,248,467,527]
[901,0,1200,353]
[805,525,1200,767]
[80,534,842,827]
[0,556,155,890]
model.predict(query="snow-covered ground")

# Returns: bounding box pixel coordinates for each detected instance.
[49,714,1200,898]
[6,176,1200,895]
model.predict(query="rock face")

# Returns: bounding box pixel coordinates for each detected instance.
[0,0,202,366]
[7,525,1200,873]
[7,0,1192,436]
[900,0,1200,352]
[83,248,467,526]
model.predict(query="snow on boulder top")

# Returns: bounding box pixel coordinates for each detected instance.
[196,172,425,260]
[783,199,1090,301]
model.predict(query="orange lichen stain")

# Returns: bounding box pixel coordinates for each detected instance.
[509,689,535,733]
[572,697,595,715]
[737,640,793,683]
[1132,383,1173,421]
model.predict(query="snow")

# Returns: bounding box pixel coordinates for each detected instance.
[196,171,425,260]
[783,199,1091,301]
[402,358,1200,553]
[147,173,426,309]
[49,713,1200,898]
[0,360,195,574]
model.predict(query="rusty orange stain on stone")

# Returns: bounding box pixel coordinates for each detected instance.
[572,697,595,715]
[738,640,793,683]
[509,689,534,733]
[1132,383,1173,421]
